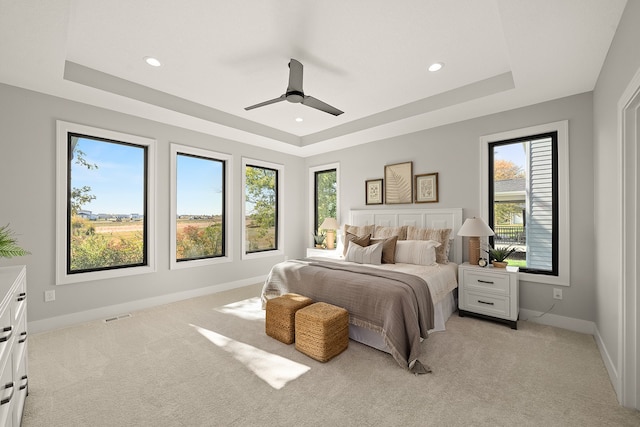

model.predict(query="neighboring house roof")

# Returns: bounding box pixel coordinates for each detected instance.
[495,178,525,193]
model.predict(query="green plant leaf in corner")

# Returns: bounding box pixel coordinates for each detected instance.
[0,224,31,258]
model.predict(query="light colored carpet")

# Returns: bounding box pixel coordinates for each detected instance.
[22,283,640,427]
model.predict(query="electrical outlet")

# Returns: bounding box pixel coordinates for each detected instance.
[44,290,56,302]
[553,288,563,300]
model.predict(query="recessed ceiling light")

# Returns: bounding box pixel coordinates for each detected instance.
[428,62,444,72]
[295,117,303,122]
[144,56,161,67]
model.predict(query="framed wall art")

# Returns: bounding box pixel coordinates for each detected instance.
[415,172,439,203]
[365,179,383,205]
[384,161,413,204]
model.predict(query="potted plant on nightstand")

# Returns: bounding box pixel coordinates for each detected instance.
[312,231,326,249]
[484,244,518,268]
[0,224,30,258]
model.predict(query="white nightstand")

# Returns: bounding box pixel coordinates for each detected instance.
[458,262,519,329]
[306,247,342,259]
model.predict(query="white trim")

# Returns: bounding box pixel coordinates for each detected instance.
[617,65,640,409]
[28,275,267,334]
[480,121,570,287]
[519,308,594,335]
[241,157,284,259]
[595,326,620,398]
[55,121,157,285]
[308,162,340,247]
[169,143,233,270]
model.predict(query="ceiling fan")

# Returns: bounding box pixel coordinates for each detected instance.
[245,59,344,116]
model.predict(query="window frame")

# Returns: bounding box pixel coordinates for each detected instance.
[241,157,284,259]
[308,163,340,247]
[481,120,570,286]
[56,120,157,285]
[169,143,233,270]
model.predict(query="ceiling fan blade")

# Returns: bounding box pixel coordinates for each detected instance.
[302,96,344,116]
[244,95,286,111]
[287,59,304,93]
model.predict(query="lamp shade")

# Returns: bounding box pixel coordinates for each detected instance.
[319,218,340,231]
[457,217,495,237]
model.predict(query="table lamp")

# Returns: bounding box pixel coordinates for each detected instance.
[457,217,495,265]
[319,218,340,250]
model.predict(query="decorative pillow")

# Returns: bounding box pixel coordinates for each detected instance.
[370,235,398,264]
[344,224,375,237]
[394,240,440,266]
[343,232,371,256]
[373,225,407,240]
[406,226,452,264]
[345,242,383,265]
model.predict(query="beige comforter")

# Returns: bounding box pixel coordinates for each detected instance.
[262,258,455,373]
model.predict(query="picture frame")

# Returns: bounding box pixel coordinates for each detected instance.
[365,179,383,205]
[414,172,439,203]
[384,161,413,204]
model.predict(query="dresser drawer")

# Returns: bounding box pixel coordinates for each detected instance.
[463,291,510,318]
[462,270,511,295]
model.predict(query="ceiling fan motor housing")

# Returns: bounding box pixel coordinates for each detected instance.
[285,91,304,103]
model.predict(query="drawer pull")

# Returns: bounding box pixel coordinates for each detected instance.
[478,280,494,284]
[18,331,27,344]
[0,382,14,405]
[19,375,28,391]
[478,300,495,306]
[17,292,27,302]
[0,326,12,343]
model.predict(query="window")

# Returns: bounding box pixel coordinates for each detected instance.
[311,165,338,237]
[242,158,283,258]
[170,144,232,269]
[481,121,570,286]
[56,121,156,284]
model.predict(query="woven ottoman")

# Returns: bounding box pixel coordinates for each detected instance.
[295,302,349,362]
[265,293,313,344]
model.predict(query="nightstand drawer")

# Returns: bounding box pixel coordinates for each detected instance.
[463,271,510,295]
[463,291,510,318]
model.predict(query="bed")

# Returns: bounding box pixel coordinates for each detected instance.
[262,208,463,373]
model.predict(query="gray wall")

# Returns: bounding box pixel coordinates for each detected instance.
[593,0,640,386]
[307,92,595,321]
[0,83,306,324]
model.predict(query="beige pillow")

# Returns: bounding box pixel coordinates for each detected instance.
[343,232,371,256]
[373,225,407,240]
[344,224,375,237]
[345,242,383,265]
[370,236,398,264]
[394,240,440,266]
[406,226,452,264]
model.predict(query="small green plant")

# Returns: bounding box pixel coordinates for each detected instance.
[312,231,326,246]
[484,244,518,262]
[0,224,30,258]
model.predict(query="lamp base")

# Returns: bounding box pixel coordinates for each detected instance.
[468,236,480,265]
[325,230,336,249]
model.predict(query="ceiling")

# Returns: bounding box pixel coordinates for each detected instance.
[0,0,627,157]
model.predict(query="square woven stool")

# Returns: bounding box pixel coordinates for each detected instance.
[295,302,349,362]
[265,293,313,344]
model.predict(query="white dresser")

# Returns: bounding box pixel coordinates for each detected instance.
[0,266,28,426]
[458,262,519,329]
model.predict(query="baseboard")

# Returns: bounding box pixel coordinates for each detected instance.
[594,326,621,401]
[519,308,595,335]
[28,275,267,334]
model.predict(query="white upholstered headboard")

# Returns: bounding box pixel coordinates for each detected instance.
[348,208,463,264]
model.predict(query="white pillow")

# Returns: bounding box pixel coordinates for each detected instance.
[394,240,441,266]
[345,241,383,265]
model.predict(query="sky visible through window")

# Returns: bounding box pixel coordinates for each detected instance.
[73,138,144,215]
[73,138,222,216]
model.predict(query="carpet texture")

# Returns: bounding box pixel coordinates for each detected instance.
[22,283,640,426]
